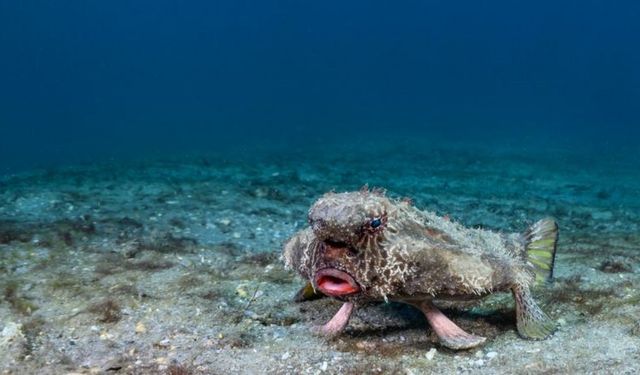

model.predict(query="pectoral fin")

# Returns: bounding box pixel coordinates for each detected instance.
[293,281,325,302]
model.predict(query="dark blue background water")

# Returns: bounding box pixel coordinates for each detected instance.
[1,1,639,172]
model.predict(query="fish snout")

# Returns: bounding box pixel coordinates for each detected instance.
[321,240,354,261]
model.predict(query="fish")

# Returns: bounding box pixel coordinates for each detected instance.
[282,188,558,349]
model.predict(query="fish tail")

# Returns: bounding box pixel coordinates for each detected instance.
[523,218,558,285]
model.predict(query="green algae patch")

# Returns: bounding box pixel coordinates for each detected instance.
[2,280,38,316]
[47,272,87,296]
[87,298,123,323]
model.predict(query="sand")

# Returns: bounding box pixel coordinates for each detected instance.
[1,140,639,374]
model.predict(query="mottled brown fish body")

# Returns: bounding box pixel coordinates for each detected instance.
[283,189,558,349]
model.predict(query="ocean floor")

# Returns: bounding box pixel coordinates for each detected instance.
[1,140,639,374]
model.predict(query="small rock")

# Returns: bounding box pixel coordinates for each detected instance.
[155,339,171,348]
[236,285,249,298]
[320,361,328,371]
[0,322,24,344]
[155,357,168,365]
[355,340,377,351]
[281,352,290,360]
[557,318,567,326]
[486,351,498,359]
[475,350,484,358]
[135,322,147,334]
[425,348,437,361]
[474,359,485,366]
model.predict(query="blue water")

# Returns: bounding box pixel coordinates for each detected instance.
[1,4,640,372]
[1,1,639,172]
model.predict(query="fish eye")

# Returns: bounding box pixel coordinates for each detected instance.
[370,217,382,228]
[363,214,386,234]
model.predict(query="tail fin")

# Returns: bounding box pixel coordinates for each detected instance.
[524,218,558,285]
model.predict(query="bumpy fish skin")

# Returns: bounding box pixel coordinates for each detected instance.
[283,189,558,349]
[285,190,531,301]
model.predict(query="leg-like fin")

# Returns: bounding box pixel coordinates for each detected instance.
[313,302,354,336]
[417,300,486,350]
[512,285,556,339]
[293,282,324,302]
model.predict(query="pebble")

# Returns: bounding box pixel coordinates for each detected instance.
[320,361,328,371]
[155,357,168,365]
[135,322,147,334]
[486,351,498,359]
[557,318,567,326]
[236,285,249,298]
[281,352,290,360]
[425,348,437,360]
[355,340,377,350]
[0,322,23,343]
[474,359,485,366]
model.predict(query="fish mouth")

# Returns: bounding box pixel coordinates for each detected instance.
[314,268,360,297]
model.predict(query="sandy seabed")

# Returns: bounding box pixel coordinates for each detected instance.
[1,140,639,374]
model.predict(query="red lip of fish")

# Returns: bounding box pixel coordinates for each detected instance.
[314,268,360,296]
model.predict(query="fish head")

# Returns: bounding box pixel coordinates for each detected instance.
[305,190,395,300]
